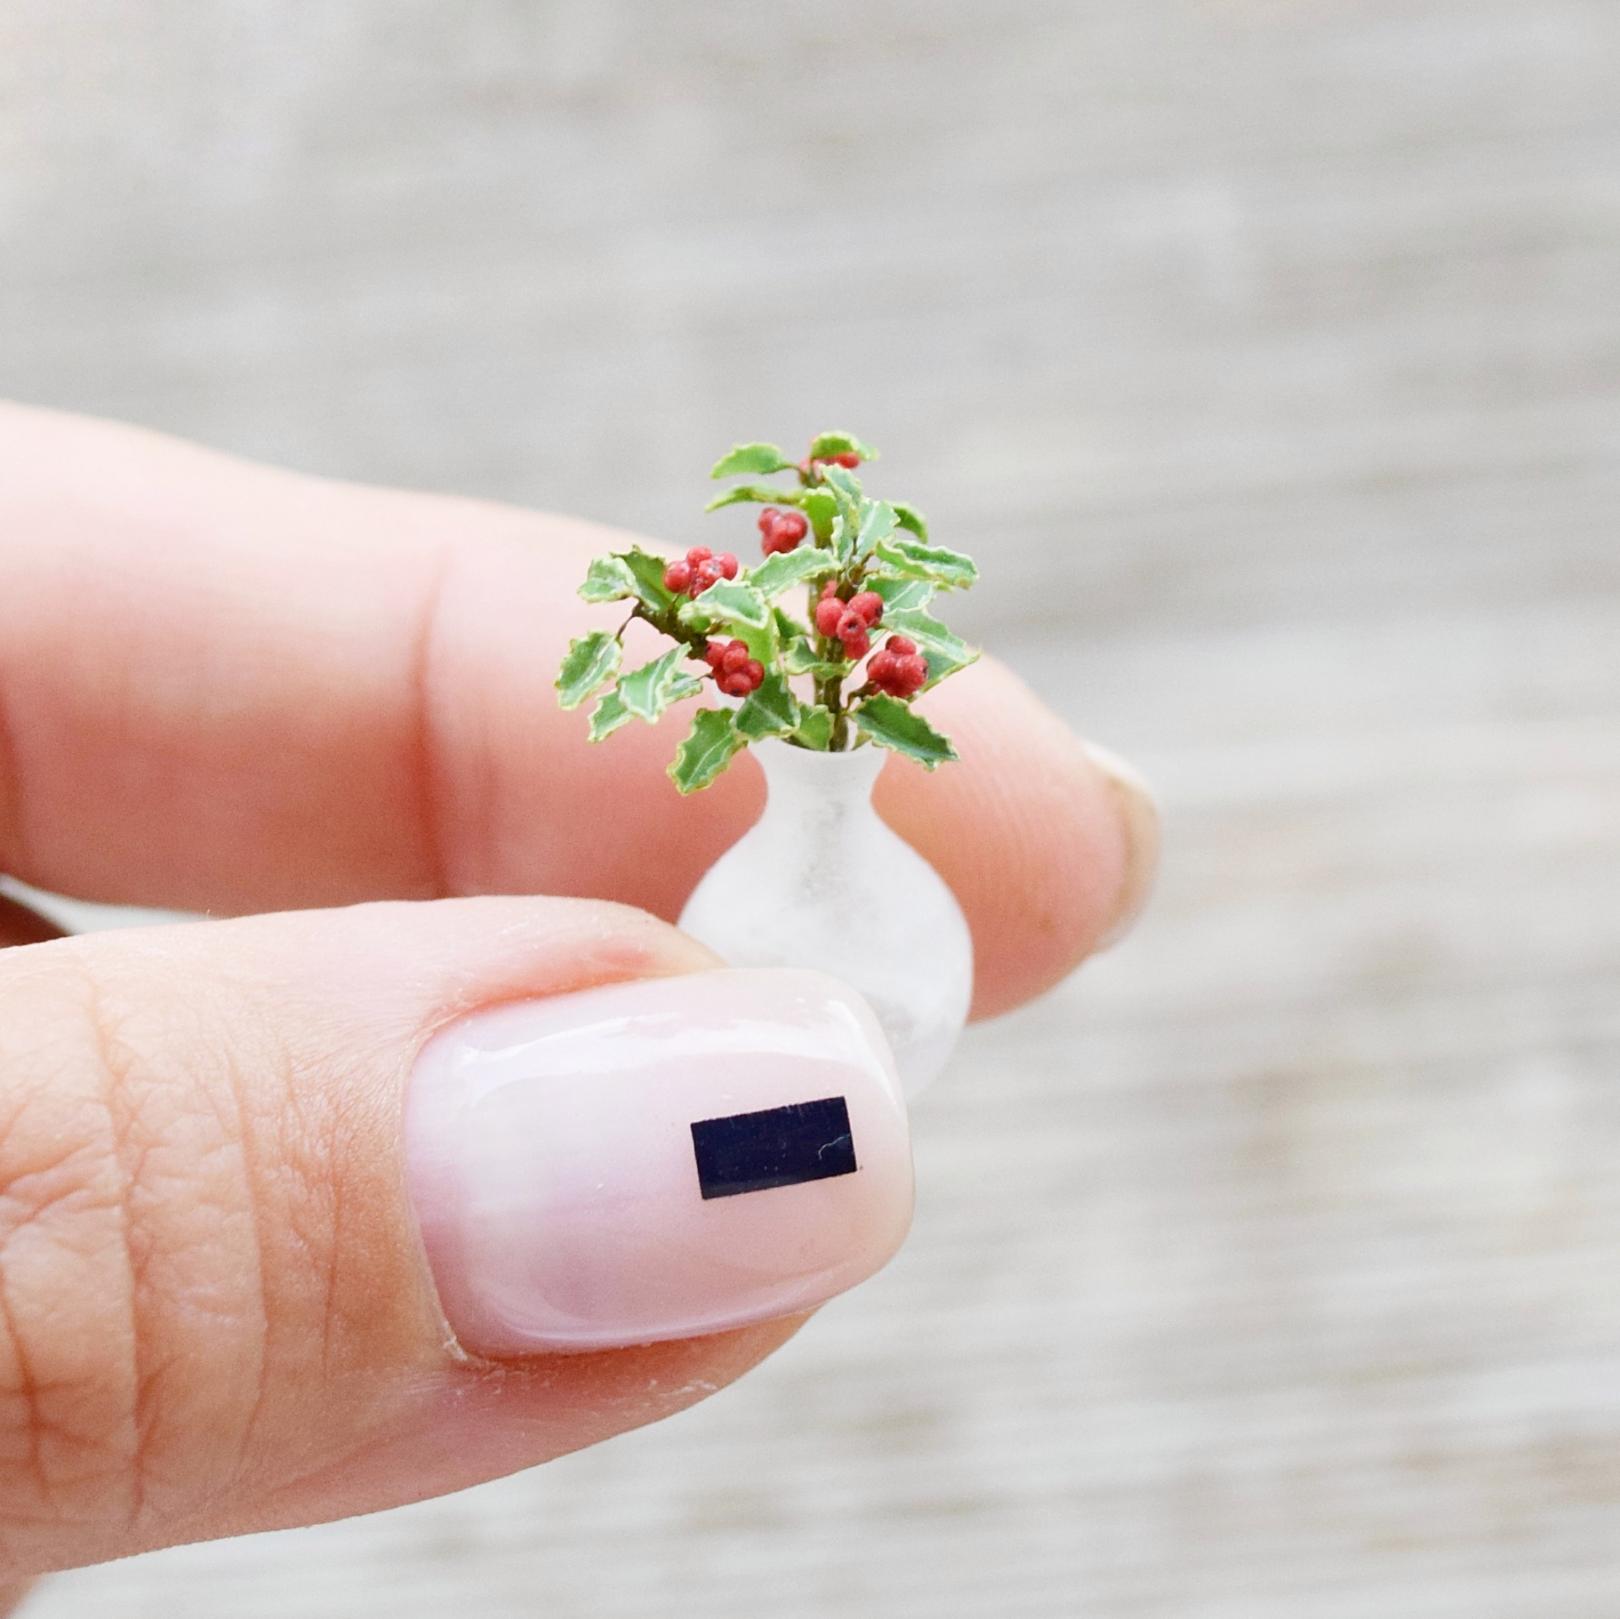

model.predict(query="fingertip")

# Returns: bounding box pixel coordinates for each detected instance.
[874,658,1155,1020]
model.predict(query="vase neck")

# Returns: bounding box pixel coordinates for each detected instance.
[752,739,885,808]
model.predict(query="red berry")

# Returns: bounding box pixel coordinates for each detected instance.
[832,451,862,468]
[691,560,724,595]
[720,639,750,674]
[718,671,751,697]
[814,597,846,638]
[664,560,692,592]
[839,626,871,661]
[775,511,808,545]
[717,552,739,580]
[704,639,728,668]
[757,507,781,532]
[820,579,843,601]
[867,644,929,697]
[835,608,867,643]
[686,546,712,565]
[849,591,883,626]
[743,659,764,689]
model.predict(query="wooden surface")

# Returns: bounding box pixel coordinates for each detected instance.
[5,2,1620,1614]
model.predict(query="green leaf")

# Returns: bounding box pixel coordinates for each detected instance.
[802,488,838,544]
[734,671,799,740]
[794,704,835,750]
[891,500,929,541]
[710,442,796,479]
[852,696,958,769]
[869,574,936,613]
[820,463,863,506]
[809,431,877,462]
[669,707,745,794]
[677,579,772,636]
[855,499,897,558]
[588,688,633,742]
[577,548,679,613]
[705,483,803,513]
[555,630,621,709]
[578,555,638,604]
[619,646,704,723]
[619,547,680,613]
[747,546,837,599]
[871,534,979,590]
[782,635,826,675]
[882,606,979,686]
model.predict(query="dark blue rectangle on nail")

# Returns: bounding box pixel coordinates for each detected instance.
[690,1095,858,1200]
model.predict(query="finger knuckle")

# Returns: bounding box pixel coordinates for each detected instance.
[0,946,270,1562]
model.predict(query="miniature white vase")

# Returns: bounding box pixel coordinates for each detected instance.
[678,738,972,1098]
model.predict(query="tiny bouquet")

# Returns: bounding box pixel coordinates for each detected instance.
[555,432,980,791]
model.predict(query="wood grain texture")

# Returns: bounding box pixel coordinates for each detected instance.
[4,1,1619,1614]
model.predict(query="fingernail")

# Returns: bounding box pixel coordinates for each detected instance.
[405,968,913,1354]
[1085,742,1161,950]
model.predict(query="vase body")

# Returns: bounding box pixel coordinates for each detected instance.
[678,739,972,1098]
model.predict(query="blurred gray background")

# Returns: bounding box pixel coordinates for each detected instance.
[4,2,1620,1615]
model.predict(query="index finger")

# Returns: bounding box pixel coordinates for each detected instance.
[0,403,1156,1019]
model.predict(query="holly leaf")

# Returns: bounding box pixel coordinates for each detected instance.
[871,534,979,590]
[747,546,837,599]
[870,574,936,613]
[855,499,897,558]
[820,463,863,506]
[669,706,745,794]
[678,579,772,636]
[881,606,979,686]
[794,704,834,750]
[588,687,633,742]
[710,441,796,479]
[782,635,844,677]
[892,500,929,541]
[618,547,681,613]
[734,671,800,740]
[809,431,877,462]
[705,483,802,513]
[802,488,838,545]
[852,696,958,768]
[555,630,621,709]
[578,555,638,604]
[619,646,704,723]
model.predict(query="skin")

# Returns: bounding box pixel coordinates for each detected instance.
[0,403,1159,1580]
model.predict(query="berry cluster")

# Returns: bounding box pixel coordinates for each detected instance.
[663,545,740,597]
[704,637,765,697]
[757,507,809,557]
[867,635,928,699]
[814,581,887,662]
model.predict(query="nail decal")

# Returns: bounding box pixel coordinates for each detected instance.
[691,1095,858,1200]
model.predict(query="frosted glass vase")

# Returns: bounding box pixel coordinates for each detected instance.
[678,738,972,1098]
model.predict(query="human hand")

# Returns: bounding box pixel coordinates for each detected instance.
[0,403,1158,1577]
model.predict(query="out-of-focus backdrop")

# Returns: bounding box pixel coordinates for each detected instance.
[4,3,1620,1615]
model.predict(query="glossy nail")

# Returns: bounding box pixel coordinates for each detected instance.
[1085,742,1161,949]
[405,968,913,1354]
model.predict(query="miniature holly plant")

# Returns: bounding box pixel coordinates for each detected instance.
[555,431,980,793]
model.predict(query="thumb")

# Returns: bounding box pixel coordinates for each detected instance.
[0,897,912,1573]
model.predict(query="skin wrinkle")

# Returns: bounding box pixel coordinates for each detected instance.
[0,970,140,1555]
[80,969,152,1534]
[0,678,23,886]
[406,535,459,906]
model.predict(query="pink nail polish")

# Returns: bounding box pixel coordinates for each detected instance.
[405,969,914,1354]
